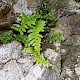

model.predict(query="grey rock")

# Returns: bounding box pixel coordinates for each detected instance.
[44,49,61,65]
[75,67,80,76]
[21,65,45,80]
[0,41,22,64]
[0,53,34,80]
[68,0,80,14]
[13,0,33,23]
[0,0,33,30]
[0,44,61,80]
[13,0,32,15]
[44,49,61,80]
[0,60,23,80]
[21,49,61,80]
[52,2,80,79]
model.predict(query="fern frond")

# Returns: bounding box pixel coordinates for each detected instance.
[27,20,46,54]
[11,13,37,35]
[34,54,56,69]
[0,31,13,43]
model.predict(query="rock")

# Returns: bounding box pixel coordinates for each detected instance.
[0,0,15,30]
[0,0,80,80]
[44,49,60,64]
[27,0,40,8]
[0,43,61,80]
[17,56,34,74]
[12,0,33,23]
[61,40,80,79]
[54,16,72,39]
[0,41,22,64]
[0,0,34,30]
[75,56,80,76]
[75,66,80,76]
[0,60,23,80]
[56,14,80,80]
[21,49,61,80]
[21,65,45,80]
[66,67,73,77]
[0,59,32,80]
[68,0,80,13]
[55,14,80,39]
[51,1,80,79]
[44,49,61,80]
[0,11,15,30]
[22,64,60,80]
[0,0,13,18]
[13,0,32,15]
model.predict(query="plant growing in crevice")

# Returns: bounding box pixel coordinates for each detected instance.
[11,12,56,69]
[0,3,63,69]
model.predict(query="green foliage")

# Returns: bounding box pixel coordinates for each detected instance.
[13,34,28,47]
[34,54,56,69]
[38,2,56,32]
[45,31,64,43]
[11,12,56,68]
[0,31,13,43]
[12,12,45,54]
[38,2,64,44]
[24,48,56,69]
[11,12,36,35]
[27,20,45,54]
[0,3,64,69]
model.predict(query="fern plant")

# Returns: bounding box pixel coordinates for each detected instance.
[0,2,64,69]
[11,12,55,68]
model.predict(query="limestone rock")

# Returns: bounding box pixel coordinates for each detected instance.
[0,41,22,64]
[44,49,61,80]
[0,42,61,80]
[13,0,32,15]
[75,66,80,76]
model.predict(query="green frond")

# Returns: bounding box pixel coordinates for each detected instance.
[0,31,13,43]
[11,12,57,69]
[11,13,37,35]
[27,19,45,54]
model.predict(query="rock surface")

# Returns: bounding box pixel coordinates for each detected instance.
[0,41,61,80]
[0,0,80,80]
[0,0,33,30]
[0,41,22,64]
[13,0,32,15]
[54,7,80,80]
[0,0,15,30]
[44,0,80,79]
